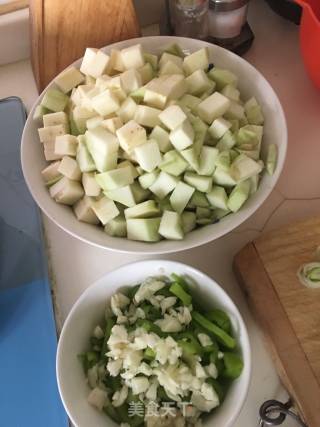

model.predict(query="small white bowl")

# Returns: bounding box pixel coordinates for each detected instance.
[56,260,251,427]
[21,36,287,254]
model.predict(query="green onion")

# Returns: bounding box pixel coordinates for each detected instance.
[206,309,232,333]
[297,262,320,289]
[100,317,116,358]
[144,347,156,361]
[192,311,236,349]
[169,282,192,306]
[222,352,244,379]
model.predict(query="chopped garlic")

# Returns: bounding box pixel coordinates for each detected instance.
[87,387,108,411]
[134,277,165,303]
[197,333,213,347]
[107,359,123,377]
[205,363,218,379]
[111,292,130,316]
[112,385,128,407]
[131,376,150,394]
[155,314,183,333]
[160,296,177,314]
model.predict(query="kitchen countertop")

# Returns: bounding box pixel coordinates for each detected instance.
[1,1,319,425]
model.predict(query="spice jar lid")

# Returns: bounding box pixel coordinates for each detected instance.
[209,0,249,12]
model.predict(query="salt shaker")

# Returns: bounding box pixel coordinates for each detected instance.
[170,0,209,39]
[209,0,250,40]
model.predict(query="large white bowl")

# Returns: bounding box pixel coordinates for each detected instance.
[21,36,287,254]
[56,260,251,427]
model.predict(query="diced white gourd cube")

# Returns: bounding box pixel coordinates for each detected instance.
[91,89,120,116]
[121,44,145,70]
[159,211,184,240]
[117,97,138,123]
[208,67,238,90]
[134,105,161,128]
[170,182,195,214]
[138,170,159,189]
[144,74,187,109]
[121,69,143,94]
[159,150,188,176]
[144,52,158,70]
[134,140,162,172]
[95,75,111,89]
[213,166,236,187]
[221,84,240,102]
[54,66,84,93]
[85,127,119,172]
[82,172,101,197]
[149,126,172,153]
[224,101,245,120]
[197,146,219,175]
[116,120,147,154]
[109,49,125,73]
[49,177,84,205]
[38,124,68,143]
[98,76,127,102]
[184,172,212,193]
[139,63,154,84]
[209,117,232,139]
[102,117,123,134]
[159,105,187,131]
[92,196,119,225]
[105,185,136,208]
[206,186,228,210]
[131,182,150,203]
[185,69,213,96]
[183,48,209,75]
[179,94,202,113]
[43,141,62,161]
[149,171,179,199]
[80,48,98,74]
[43,111,69,127]
[41,89,69,112]
[76,135,96,172]
[197,92,231,124]
[33,105,50,122]
[41,160,62,182]
[127,218,161,242]
[180,147,199,171]
[215,150,231,171]
[86,116,104,130]
[227,179,251,212]
[104,215,127,237]
[95,166,134,191]
[117,160,139,179]
[216,131,236,151]
[266,144,277,175]
[58,156,82,181]
[73,106,96,133]
[181,211,197,233]
[73,196,100,224]
[249,174,259,194]
[230,154,263,181]
[169,119,194,151]
[80,48,110,78]
[54,134,78,157]
[159,61,184,76]
[159,52,183,69]
[85,75,96,85]
[125,200,160,219]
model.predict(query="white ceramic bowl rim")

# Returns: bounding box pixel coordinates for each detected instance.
[21,36,287,254]
[56,260,252,427]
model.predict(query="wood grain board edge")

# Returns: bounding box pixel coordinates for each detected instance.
[233,242,320,427]
[0,0,28,16]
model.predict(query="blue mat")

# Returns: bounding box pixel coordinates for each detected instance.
[0,97,68,427]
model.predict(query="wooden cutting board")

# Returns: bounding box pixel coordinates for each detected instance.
[29,0,141,92]
[234,216,320,427]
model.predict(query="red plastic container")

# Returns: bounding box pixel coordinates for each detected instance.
[295,0,320,88]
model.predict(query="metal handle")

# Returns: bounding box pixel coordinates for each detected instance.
[259,400,307,427]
